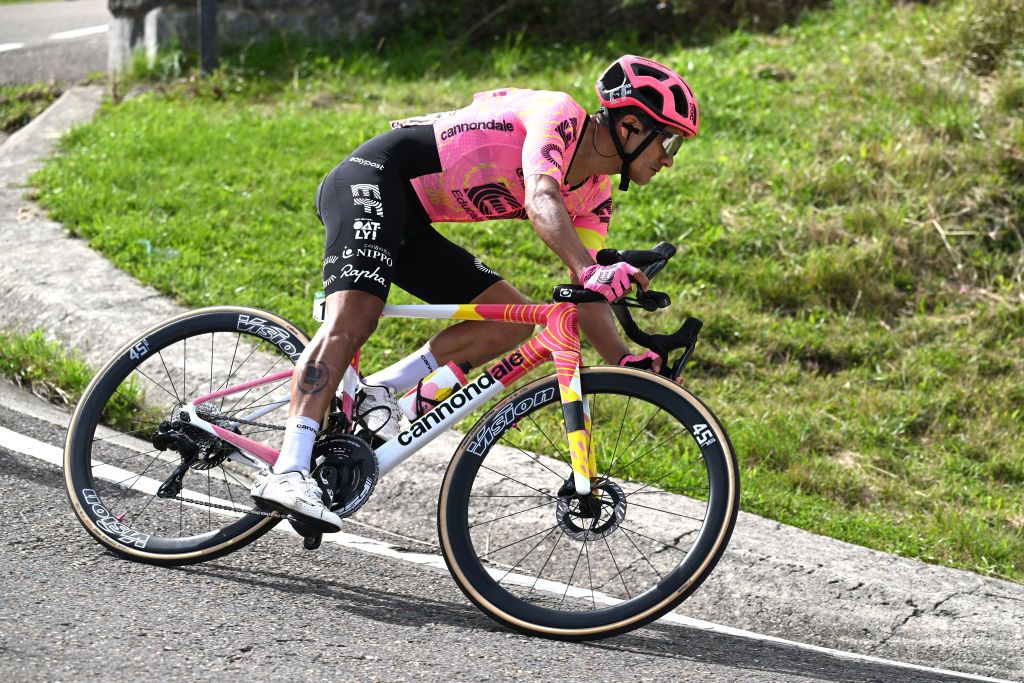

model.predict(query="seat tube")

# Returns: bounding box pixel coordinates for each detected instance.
[552,350,593,495]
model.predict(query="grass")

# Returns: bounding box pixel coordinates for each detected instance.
[24,0,1024,581]
[0,82,62,134]
[0,330,146,431]
[0,329,93,408]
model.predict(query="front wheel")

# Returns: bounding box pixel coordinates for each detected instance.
[438,367,739,639]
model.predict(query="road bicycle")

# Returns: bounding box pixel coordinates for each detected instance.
[63,242,739,639]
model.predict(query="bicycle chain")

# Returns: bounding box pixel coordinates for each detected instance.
[173,493,289,519]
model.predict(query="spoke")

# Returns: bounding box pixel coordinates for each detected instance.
[132,366,180,403]
[92,425,160,442]
[127,489,160,527]
[219,466,252,490]
[183,335,187,400]
[207,468,212,531]
[157,351,182,404]
[609,396,631,464]
[215,398,290,417]
[618,524,690,556]
[496,525,560,585]
[108,451,166,511]
[224,352,289,416]
[626,500,707,523]
[525,413,571,467]
[218,338,267,397]
[604,399,660,478]
[605,424,690,482]
[602,533,632,600]
[210,332,215,396]
[621,526,663,582]
[558,539,587,608]
[469,494,551,499]
[621,449,704,497]
[219,334,242,412]
[468,500,557,529]
[222,379,290,418]
[477,524,561,559]
[526,530,564,598]
[626,486,709,496]
[584,535,596,611]
[498,435,566,481]
[479,465,557,501]
[222,465,237,509]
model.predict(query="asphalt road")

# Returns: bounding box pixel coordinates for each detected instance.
[0,0,110,85]
[0,388,986,683]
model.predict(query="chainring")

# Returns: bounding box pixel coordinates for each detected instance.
[311,433,379,518]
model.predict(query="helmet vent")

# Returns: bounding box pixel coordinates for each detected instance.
[601,63,627,91]
[633,64,670,81]
[635,86,664,113]
[670,85,693,122]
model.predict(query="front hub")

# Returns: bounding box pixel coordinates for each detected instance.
[556,479,627,541]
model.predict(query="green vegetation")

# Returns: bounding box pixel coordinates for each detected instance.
[0,82,62,134]
[0,329,150,432]
[0,330,92,408]
[28,0,1024,580]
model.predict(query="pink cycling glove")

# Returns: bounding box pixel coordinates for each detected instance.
[579,262,640,302]
[619,351,660,371]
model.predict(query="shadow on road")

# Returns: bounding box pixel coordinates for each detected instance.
[182,563,977,683]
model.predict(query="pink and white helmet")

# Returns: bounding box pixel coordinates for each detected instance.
[596,55,699,137]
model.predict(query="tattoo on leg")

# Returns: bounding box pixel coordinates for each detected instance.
[298,361,330,395]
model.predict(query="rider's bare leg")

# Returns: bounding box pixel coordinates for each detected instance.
[271,290,383,475]
[251,289,384,530]
[428,280,535,368]
[289,289,385,421]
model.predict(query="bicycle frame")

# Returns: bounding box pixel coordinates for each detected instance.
[180,301,600,494]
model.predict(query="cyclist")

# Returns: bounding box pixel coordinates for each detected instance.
[251,55,700,532]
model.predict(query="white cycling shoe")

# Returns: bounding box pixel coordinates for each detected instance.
[354,382,401,443]
[250,469,343,533]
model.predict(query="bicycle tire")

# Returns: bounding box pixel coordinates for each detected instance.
[438,366,739,639]
[64,306,309,566]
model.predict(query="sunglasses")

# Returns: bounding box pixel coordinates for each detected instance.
[655,126,684,157]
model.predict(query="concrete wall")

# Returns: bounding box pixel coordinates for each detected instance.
[109,0,414,72]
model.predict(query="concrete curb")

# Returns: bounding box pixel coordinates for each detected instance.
[1,87,1021,681]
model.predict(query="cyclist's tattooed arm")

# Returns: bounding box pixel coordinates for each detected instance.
[524,174,595,278]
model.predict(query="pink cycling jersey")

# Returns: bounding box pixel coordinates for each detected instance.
[392,88,613,257]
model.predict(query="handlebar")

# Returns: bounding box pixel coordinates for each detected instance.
[550,241,703,381]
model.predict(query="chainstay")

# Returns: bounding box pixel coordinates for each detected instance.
[173,493,288,519]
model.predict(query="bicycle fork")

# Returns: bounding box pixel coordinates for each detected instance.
[553,350,595,495]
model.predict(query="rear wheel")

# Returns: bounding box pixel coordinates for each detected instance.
[64,306,308,566]
[438,367,739,639]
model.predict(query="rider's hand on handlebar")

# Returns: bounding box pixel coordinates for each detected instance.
[579,262,650,302]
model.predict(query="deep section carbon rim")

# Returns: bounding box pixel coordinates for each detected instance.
[64,307,307,564]
[439,368,738,637]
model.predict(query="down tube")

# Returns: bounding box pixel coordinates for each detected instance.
[374,372,505,475]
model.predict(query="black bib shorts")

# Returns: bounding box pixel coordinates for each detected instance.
[315,124,503,304]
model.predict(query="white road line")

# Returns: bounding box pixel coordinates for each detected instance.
[48,24,109,41]
[0,425,1012,683]
[0,43,26,53]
